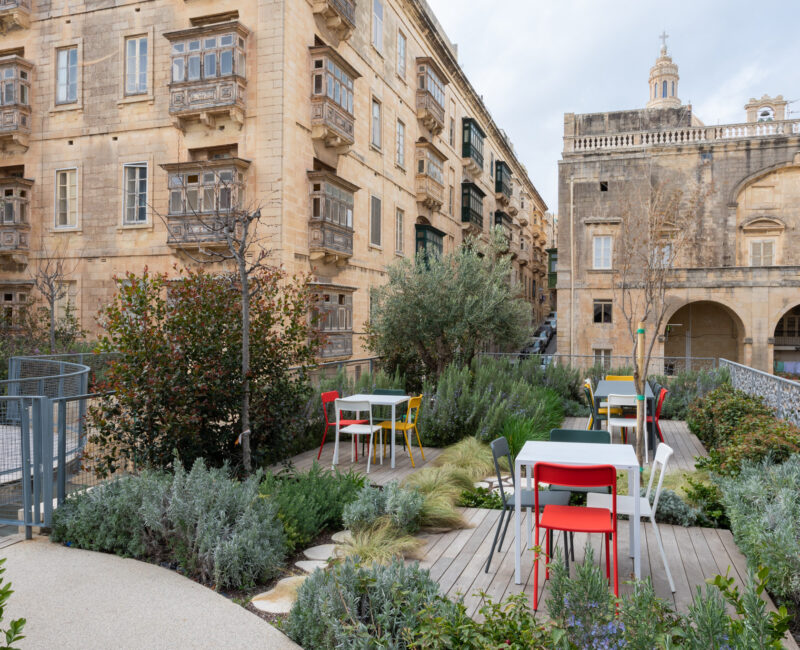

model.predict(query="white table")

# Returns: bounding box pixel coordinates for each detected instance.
[335,393,410,469]
[514,440,641,584]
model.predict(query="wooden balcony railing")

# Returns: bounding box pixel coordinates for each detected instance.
[311,95,355,150]
[169,76,246,128]
[0,0,30,31]
[774,336,800,347]
[416,89,445,135]
[0,222,28,263]
[308,219,353,264]
[166,217,231,249]
[416,175,444,210]
[319,331,353,359]
[311,0,356,41]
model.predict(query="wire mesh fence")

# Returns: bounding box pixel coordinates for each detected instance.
[481,352,718,376]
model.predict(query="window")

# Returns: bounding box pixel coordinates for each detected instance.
[371,99,381,149]
[56,47,78,104]
[671,81,675,96]
[461,182,485,227]
[123,163,147,224]
[599,181,608,192]
[662,80,667,98]
[170,32,245,83]
[418,61,444,109]
[593,235,612,269]
[311,53,354,116]
[318,291,352,333]
[397,31,406,78]
[372,0,383,52]
[395,208,404,253]
[462,118,485,168]
[309,176,353,228]
[750,240,774,266]
[395,120,405,167]
[594,349,612,369]
[0,62,30,107]
[417,147,443,185]
[415,224,443,258]
[370,196,381,246]
[168,168,243,215]
[55,169,78,228]
[448,185,453,215]
[125,36,148,95]
[593,299,612,324]
[489,152,494,179]
[758,107,775,122]
[449,117,454,147]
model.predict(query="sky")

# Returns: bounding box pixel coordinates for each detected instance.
[425,0,800,212]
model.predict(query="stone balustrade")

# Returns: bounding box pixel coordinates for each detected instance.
[565,118,800,153]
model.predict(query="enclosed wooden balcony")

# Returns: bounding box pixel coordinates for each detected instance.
[310,0,356,41]
[416,58,447,135]
[309,220,353,265]
[416,141,445,211]
[461,181,484,236]
[495,161,512,206]
[320,331,353,359]
[165,22,249,129]
[0,0,30,32]
[0,177,31,267]
[309,46,359,153]
[0,56,32,150]
[462,118,485,176]
[166,217,230,249]
[308,170,357,265]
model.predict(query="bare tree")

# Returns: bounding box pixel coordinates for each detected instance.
[614,174,707,463]
[155,167,276,473]
[30,237,80,353]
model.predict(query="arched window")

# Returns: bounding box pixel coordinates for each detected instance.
[671,81,674,96]
[662,80,667,98]
[758,107,774,122]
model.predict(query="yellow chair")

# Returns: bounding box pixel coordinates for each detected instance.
[379,395,425,467]
[606,375,634,381]
[583,379,622,431]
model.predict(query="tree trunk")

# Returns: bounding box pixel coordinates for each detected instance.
[49,297,56,353]
[239,258,252,473]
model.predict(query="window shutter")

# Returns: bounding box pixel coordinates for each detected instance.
[763,240,774,265]
[371,196,381,246]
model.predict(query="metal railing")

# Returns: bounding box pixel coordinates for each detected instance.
[481,352,718,375]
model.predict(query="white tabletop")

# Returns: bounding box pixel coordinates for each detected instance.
[516,440,639,471]
[339,393,410,406]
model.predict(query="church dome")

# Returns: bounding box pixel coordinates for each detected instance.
[647,33,681,109]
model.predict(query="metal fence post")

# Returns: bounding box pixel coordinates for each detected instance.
[41,397,54,527]
[20,398,32,540]
[57,399,67,505]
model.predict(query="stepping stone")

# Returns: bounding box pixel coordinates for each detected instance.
[295,560,328,574]
[474,481,491,489]
[250,575,307,614]
[303,543,337,561]
[331,530,352,544]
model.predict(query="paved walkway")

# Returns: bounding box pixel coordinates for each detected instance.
[2,537,300,650]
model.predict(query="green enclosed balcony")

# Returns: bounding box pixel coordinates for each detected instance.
[462,118,485,175]
[461,182,484,234]
[495,161,512,205]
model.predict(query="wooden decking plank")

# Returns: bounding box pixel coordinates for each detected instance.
[656,524,695,611]
[420,508,483,571]
[447,509,505,603]
[644,521,677,609]
[429,509,489,584]
[672,525,707,610]
[440,509,499,596]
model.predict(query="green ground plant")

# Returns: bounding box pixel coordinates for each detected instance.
[51,460,286,590]
[687,386,772,450]
[0,559,25,650]
[259,463,366,552]
[652,366,730,421]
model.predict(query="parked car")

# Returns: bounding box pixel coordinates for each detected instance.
[534,324,553,346]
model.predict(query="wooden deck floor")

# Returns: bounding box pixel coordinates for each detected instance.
[281,419,797,647]
[276,439,443,485]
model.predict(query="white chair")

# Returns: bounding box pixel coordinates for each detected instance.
[587,443,675,592]
[332,399,382,473]
[606,394,649,459]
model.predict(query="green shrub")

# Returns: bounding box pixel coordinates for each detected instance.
[52,460,287,590]
[687,386,772,450]
[259,463,365,552]
[502,414,550,460]
[653,367,730,421]
[718,455,800,613]
[457,487,503,509]
[342,481,423,534]
[683,477,729,529]
[650,488,705,527]
[417,357,564,447]
[285,558,443,649]
[0,558,25,650]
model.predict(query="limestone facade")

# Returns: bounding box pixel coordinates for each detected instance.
[0,0,549,360]
[558,43,800,373]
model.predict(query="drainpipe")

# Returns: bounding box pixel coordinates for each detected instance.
[569,178,575,356]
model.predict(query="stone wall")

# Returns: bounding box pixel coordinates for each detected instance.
[721,358,800,426]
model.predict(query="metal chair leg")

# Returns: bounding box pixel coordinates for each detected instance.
[498,504,513,551]
[485,508,506,573]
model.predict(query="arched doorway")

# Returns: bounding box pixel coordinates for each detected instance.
[664,301,744,365]
[774,305,800,375]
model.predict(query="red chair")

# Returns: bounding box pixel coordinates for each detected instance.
[532,462,618,611]
[317,391,367,460]
[621,387,669,444]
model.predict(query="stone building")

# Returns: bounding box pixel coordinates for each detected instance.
[0,0,549,360]
[558,39,800,373]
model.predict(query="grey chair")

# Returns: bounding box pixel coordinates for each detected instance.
[485,436,571,573]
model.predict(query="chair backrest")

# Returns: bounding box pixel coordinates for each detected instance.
[549,428,611,444]
[489,436,512,507]
[321,390,340,426]
[534,462,617,520]
[606,375,634,381]
[334,399,372,426]
[373,388,405,396]
[406,395,422,426]
[647,443,674,513]
[654,388,668,420]
[607,393,637,409]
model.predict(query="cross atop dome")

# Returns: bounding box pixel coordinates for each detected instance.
[659,30,669,54]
